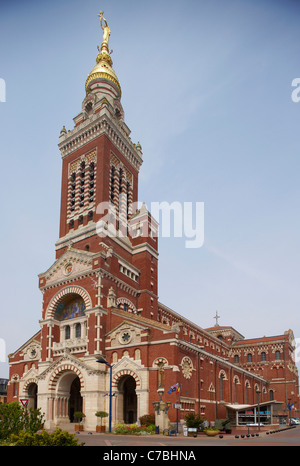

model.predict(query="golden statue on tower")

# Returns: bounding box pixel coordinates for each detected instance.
[98,11,111,50]
[85,10,121,96]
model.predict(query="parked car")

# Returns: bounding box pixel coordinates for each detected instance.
[290,418,300,425]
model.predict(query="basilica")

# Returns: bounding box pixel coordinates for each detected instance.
[7,13,299,431]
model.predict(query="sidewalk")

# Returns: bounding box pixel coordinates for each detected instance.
[48,424,295,440]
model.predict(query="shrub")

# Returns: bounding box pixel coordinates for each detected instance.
[184,413,205,429]
[114,423,154,435]
[23,407,45,434]
[9,428,84,446]
[142,424,155,433]
[139,414,155,427]
[0,402,45,440]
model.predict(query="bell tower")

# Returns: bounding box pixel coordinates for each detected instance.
[53,12,158,320]
[56,12,144,257]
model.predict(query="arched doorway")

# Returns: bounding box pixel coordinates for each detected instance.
[55,372,83,423]
[118,375,137,424]
[27,382,38,410]
[69,376,82,422]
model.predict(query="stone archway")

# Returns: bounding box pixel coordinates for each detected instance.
[56,371,80,424]
[117,375,137,424]
[24,381,38,410]
[48,366,84,426]
[69,376,83,422]
[111,368,146,426]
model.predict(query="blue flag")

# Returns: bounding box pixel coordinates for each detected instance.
[167,383,179,394]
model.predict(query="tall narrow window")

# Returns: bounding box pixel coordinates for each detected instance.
[70,172,76,212]
[261,352,267,361]
[245,382,250,404]
[220,374,224,401]
[79,161,85,207]
[247,353,253,363]
[75,323,81,338]
[110,166,115,203]
[234,379,238,402]
[126,181,130,219]
[65,325,70,340]
[119,168,123,194]
[275,350,281,360]
[89,162,94,203]
[67,151,97,227]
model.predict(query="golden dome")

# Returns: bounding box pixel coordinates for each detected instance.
[85,47,121,95]
[85,12,121,96]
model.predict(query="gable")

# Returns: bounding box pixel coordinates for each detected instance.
[39,247,94,288]
[106,321,149,348]
[9,331,41,361]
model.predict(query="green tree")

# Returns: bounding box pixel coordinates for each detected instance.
[184,413,205,429]
[95,411,108,426]
[0,402,45,440]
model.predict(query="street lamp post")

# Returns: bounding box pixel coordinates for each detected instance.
[97,358,113,433]
[256,389,261,432]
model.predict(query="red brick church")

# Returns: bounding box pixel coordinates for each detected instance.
[7,13,299,431]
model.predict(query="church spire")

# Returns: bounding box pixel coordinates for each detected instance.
[85,11,121,97]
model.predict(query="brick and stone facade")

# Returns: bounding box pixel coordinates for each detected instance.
[7,15,299,430]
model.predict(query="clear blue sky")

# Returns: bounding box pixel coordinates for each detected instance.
[1,0,300,378]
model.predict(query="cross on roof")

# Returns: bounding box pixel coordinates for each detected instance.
[214,311,220,326]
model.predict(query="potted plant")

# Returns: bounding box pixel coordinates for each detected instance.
[95,411,108,432]
[74,411,86,431]
[204,427,220,437]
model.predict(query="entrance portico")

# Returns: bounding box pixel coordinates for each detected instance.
[48,370,84,427]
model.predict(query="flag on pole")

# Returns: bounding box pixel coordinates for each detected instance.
[287,401,294,411]
[176,384,181,394]
[167,383,179,394]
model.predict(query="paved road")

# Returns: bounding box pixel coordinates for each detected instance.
[75,425,300,447]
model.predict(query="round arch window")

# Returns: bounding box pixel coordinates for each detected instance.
[54,294,86,321]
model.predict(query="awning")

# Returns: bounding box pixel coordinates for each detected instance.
[223,404,251,411]
[224,400,282,411]
[224,400,284,426]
